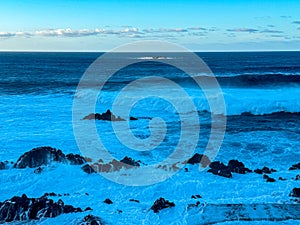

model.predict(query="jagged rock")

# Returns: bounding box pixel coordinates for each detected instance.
[66,153,86,165]
[290,188,300,198]
[34,167,43,174]
[289,162,300,170]
[0,194,82,223]
[14,147,66,169]
[263,174,276,182]
[254,166,276,174]
[81,164,96,174]
[207,161,232,178]
[227,159,252,174]
[150,198,175,213]
[186,153,211,167]
[103,199,113,204]
[120,156,140,167]
[82,110,124,121]
[84,207,92,211]
[0,162,6,170]
[191,195,202,199]
[130,116,138,121]
[78,214,105,225]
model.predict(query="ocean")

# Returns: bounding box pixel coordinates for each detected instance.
[0,52,299,224]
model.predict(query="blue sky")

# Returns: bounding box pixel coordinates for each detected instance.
[0,0,300,51]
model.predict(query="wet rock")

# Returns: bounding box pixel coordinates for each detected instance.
[150,197,175,213]
[279,177,287,181]
[120,156,140,167]
[78,214,105,225]
[207,161,232,178]
[84,207,92,211]
[187,201,200,209]
[66,153,86,165]
[14,147,66,169]
[130,116,138,121]
[191,195,202,199]
[34,167,43,174]
[0,162,6,170]
[263,174,276,182]
[82,110,124,121]
[290,188,300,197]
[254,166,276,174]
[103,199,113,204]
[81,164,96,174]
[186,153,211,167]
[289,162,300,170]
[129,199,140,203]
[0,194,82,223]
[228,159,252,174]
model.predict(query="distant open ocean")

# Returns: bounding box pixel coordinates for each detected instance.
[0,52,300,224]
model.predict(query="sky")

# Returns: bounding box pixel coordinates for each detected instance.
[0,0,300,51]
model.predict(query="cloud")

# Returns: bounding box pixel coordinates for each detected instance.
[260,29,283,34]
[292,21,300,24]
[226,28,259,33]
[142,28,188,33]
[0,32,16,38]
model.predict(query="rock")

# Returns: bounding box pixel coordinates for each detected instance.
[227,159,252,174]
[129,199,140,203]
[279,177,287,181]
[82,110,124,121]
[289,162,300,170]
[34,167,43,174]
[81,164,96,174]
[207,161,232,178]
[14,147,66,169]
[0,162,6,170]
[150,198,175,213]
[66,153,86,165]
[103,198,113,204]
[263,174,276,182]
[130,116,138,121]
[84,207,92,211]
[295,175,300,181]
[187,201,200,209]
[254,166,276,174]
[0,194,82,223]
[186,153,211,167]
[191,195,202,199]
[290,188,300,197]
[78,214,105,225]
[120,156,140,167]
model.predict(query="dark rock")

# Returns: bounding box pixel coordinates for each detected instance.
[207,161,232,178]
[289,162,300,170]
[295,175,300,181]
[279,177,287,181]
[150,198,175,213]
[82,110,124,121]
[130,116,138,121]
[186,153,211,167]
[34,167,43,174]
[191,195,202,199]
[184,168,189,172]
[84,207,92,211]
[263,174,276,182]
[120,156,140,167]
[290,188,300,197]
[129,199,140,203]
[82,164,96,174]
[254,166,276,174]
[0,162,6,170]
[14,147,66,169]
[0,194,83,223]
[79,214,105,225]
[103,199,113,204]
[66,153,86,165]
[187,201,200,209]
[227,159,252,174]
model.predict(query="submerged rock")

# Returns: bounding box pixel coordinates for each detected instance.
[0,194,82,223]
[207,161,232,178]
[0,162,6,170]
[290,188,300,198]
[78,214,105,225]
[263,174,276,182]
[254,166,277,174]
[150,198,175,213]
[34,167,43,174]
[14,147,66,168]
[289,162,300,170]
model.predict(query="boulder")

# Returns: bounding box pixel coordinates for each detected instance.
[186,153,211,167]
[207,161,232,178]
[254,166,276,174]
[78,214,105,225]
[228,159,252,174]
[150,198,175,213]
[0,194,82,223]
[263,174,276,182]
[14,147,66,169]
[289,162,300,170]
[290,188,300,198]
[66,153,86,165]
[103,199,113,204]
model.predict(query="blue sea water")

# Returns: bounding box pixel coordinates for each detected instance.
[0,52,300,224]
